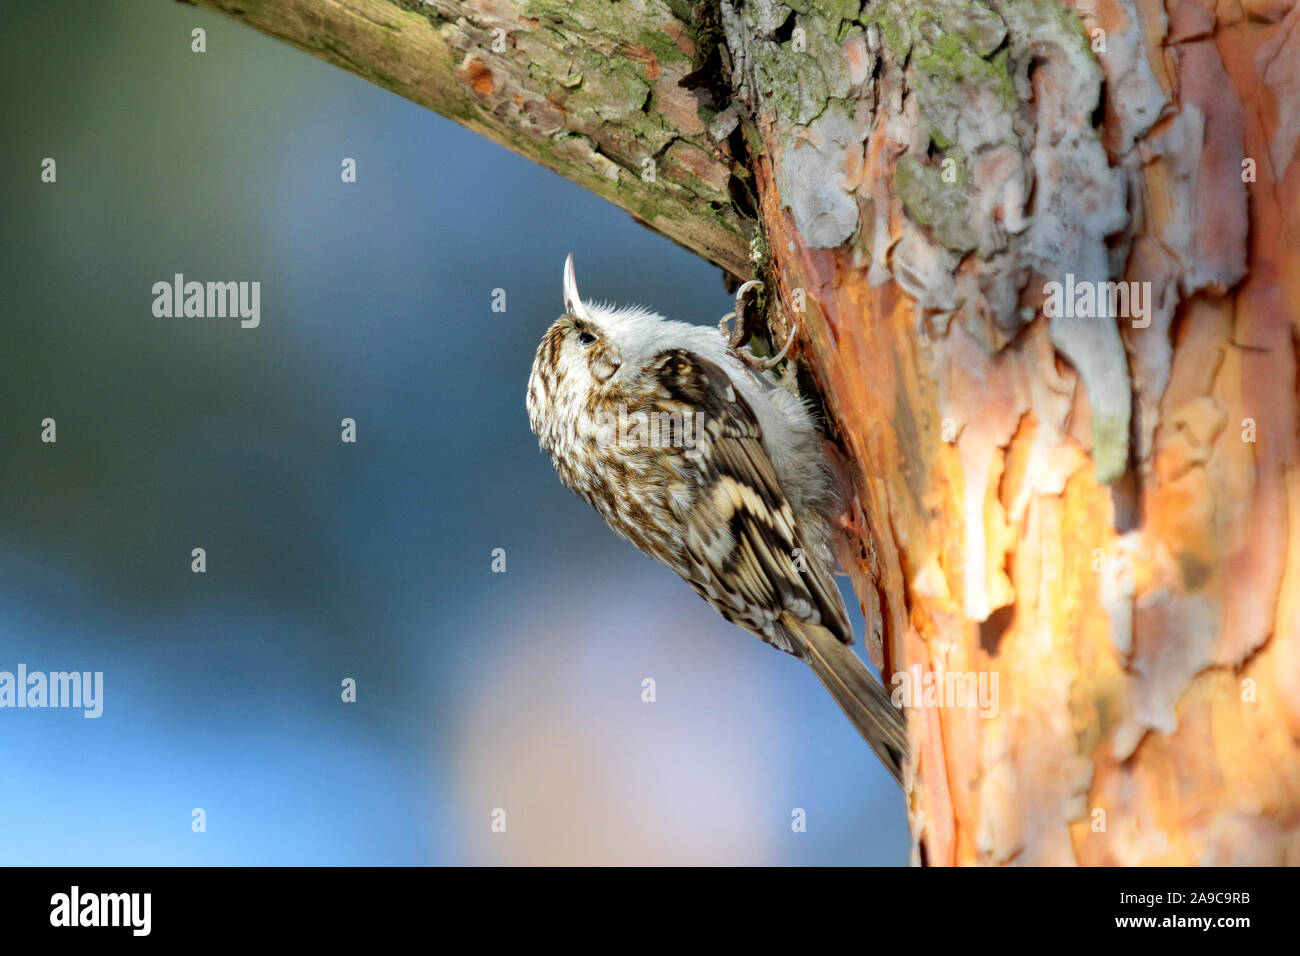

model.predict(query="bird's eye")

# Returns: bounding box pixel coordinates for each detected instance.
[577,331,597,347]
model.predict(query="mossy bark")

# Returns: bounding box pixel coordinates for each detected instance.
[190,0,755,275]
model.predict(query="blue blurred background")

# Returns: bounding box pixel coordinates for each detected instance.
[0,0,908,864]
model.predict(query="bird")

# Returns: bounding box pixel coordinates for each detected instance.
[526,254,908,783]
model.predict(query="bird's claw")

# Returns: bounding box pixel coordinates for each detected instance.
[731,279,764,341]
[719,279,797,370]
[748,319,798,370]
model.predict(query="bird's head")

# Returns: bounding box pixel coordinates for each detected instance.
[526,255,668,445]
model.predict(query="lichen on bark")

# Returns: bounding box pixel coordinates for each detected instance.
[723,0,1134,482]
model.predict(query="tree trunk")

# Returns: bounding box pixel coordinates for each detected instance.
[191,0,1300,865]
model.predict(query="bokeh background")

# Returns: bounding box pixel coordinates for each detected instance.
[0,0,908,864]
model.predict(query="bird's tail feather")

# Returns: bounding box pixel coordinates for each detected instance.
[789,617,908,784]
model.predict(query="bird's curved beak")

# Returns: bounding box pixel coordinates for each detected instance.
[563,253,591,321]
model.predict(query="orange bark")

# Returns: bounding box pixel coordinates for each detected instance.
[745,1,1300,865]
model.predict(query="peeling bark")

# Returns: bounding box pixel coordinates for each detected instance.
[726,0,1300,865]
[192,0,1300,865]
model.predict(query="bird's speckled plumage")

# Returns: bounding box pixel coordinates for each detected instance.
[526,257,908,782]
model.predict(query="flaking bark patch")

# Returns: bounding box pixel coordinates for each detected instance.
[725,0,1136,483]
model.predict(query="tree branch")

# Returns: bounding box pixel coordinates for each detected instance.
[190,0,754,276]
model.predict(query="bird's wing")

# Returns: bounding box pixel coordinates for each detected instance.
[647,348,851,655]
